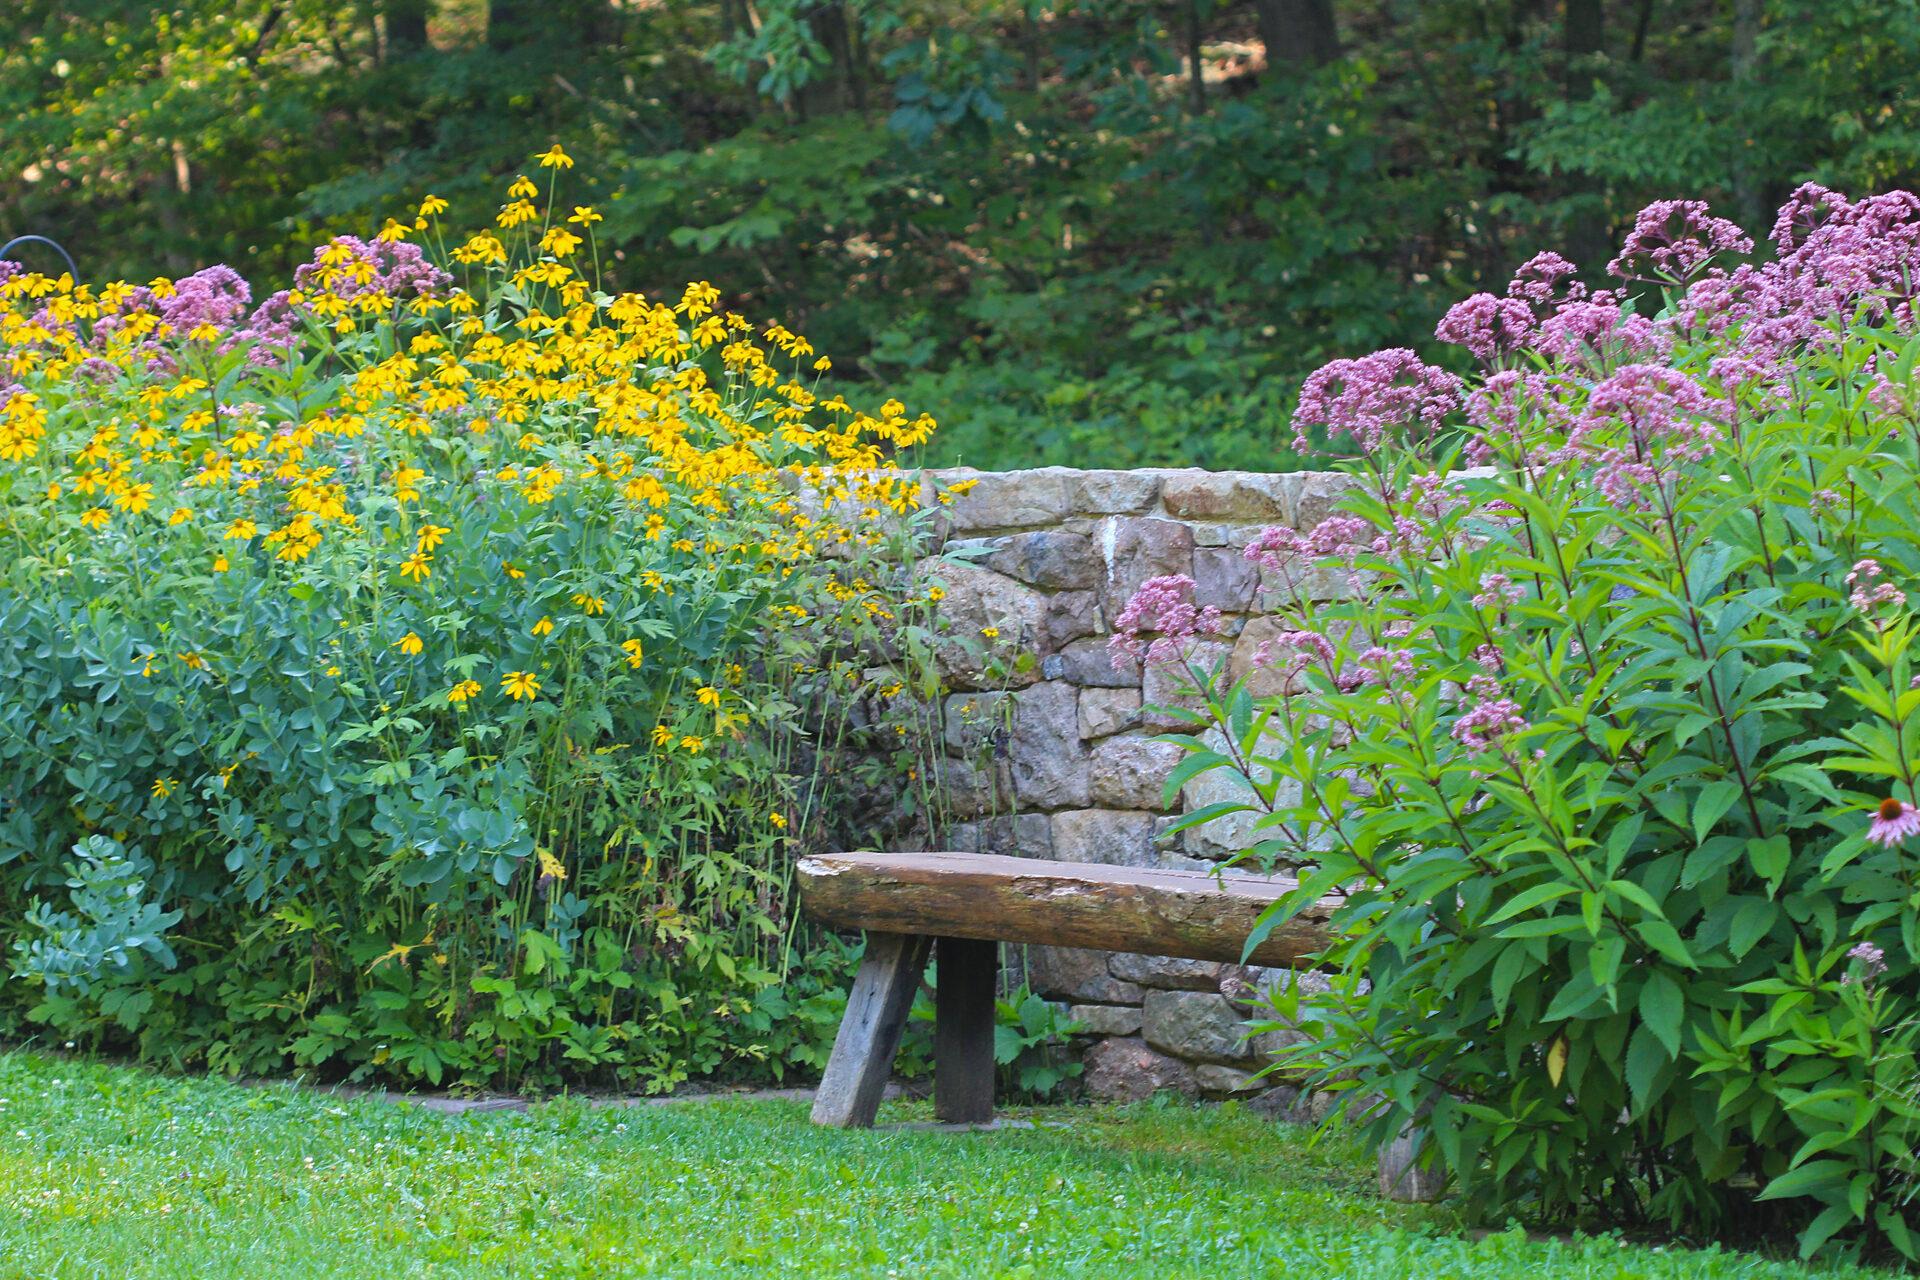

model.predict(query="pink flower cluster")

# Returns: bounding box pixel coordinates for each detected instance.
[1435,293,1535,363]
[1847,940,1888,978]
[1582,365,1721,507]
[1471,573,1524,610]
[292,235,451,302]
[1242,513,1371,572]
[1607,199,1753,281]
[1291,348,1462,456]
[159,265,252,336]
[1846,559,1908,614]
[1451,674,1527,752]
[1107,574,1223,667]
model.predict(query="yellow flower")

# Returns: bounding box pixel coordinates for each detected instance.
[151,777,177,799]
[536,144,574,170]
[927,586,945,602]
[418,194,449,218]
[651,724,672,747]
[537,848,568,881]
[981,626,1000,639]
[679,735,705,753]
[621,639,644,669]
[567,205,602,226]
[415,523,451,552]
[769,812,787,829]
[225,519,257,540]
[81,507,110,530]
[325,665,341,677]
[400,551,433,582]
[114,483,155,514]
[447,679,482,704]
[212,555,229,573]
[501,560,526,580]
[696,685,721,707]
[571,592,605,616]
[395,632,424,656]
[501,670,541,701]
[530,615,555,637]
[168,506,193,525]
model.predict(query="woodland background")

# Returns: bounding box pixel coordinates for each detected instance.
[2,0,1915,469]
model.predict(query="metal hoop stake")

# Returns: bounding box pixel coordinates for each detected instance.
[0,234,79,279]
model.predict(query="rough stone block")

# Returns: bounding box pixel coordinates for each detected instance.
[1192,546,1261,612]
[1088,733,1184,810]
[1081,1036,1199,1102]
[942,690,1012,756]
[1027,946,1144,1004]
[1244,1084,1304,1121]
[987,530,1102,591]
[939,467,1077,533]
[1070,470,1162,515]
[940,813,1052,859]
[1044,638,1140,689]
[1009,682,1089,809]
[1177,725,1300,859]
[1378,1120,1448,1202]
[939,754,1011,821]
[929,560,1046,690]
[1142,989,1258,1065]
[1229,617,1303,699]
[1194,1064,1267,1097]
[1043,591,1104,649]
[1139,640,1231,730]
[1078,687,1142,740]
[1110,954,1227,991]
[1067,1004,1145,1037]
[1288,471,1358,530]
[1100,517,1197,623]
[1050,809,1156,867]
[1161,471,1295,523]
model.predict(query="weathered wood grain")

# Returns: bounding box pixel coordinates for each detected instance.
[810,931,932,1127]
[798,852,1335,968]
[933,936,997,1124]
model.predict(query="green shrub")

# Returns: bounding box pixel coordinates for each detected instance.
[1139,188,1920,1259]
[0,157,945,1093]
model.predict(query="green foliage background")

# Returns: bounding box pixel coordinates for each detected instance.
[5,0,1918,472]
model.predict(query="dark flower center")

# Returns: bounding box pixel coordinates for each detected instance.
[1880,797,1908,821]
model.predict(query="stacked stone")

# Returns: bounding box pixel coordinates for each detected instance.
[920,465,1352,1104]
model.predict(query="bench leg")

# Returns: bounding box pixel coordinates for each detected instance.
[934,936,998,1124]
[811,932,931,1128]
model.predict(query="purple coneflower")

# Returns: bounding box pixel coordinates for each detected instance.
[1866,797,1920,847]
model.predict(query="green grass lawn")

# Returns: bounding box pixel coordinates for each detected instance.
[0,1049,1893,1279]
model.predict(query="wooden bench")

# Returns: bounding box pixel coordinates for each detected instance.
[796,851,1338,1129]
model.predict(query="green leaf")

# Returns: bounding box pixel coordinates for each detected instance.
[1639,971,1684,1057]
[1693,779,1744,843]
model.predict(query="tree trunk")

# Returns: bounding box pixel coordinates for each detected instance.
[1563,0,1610,273]
[1730,0,1764,231]
[384,0,431,58]
[1255,0,1340,75]
[1185,0,1207,112]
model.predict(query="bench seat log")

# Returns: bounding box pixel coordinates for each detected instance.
[798,851,1336,968]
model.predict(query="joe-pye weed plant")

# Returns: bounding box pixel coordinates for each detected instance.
[1121,189,1920,1260]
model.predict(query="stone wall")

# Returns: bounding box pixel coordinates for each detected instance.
[919,465,1352,1112]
